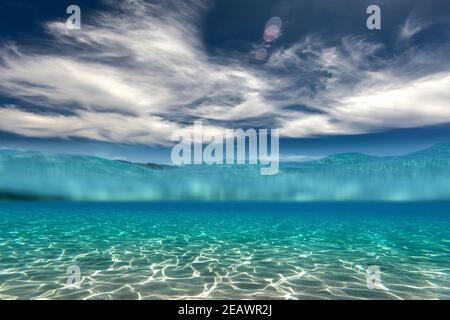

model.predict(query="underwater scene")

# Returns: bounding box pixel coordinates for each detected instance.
[1,0,450,302]
[0,145,449,300]
[1,143,450,202]
[0,202,449,300]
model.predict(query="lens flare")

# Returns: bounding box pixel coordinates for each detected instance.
[254,48,268,60]
[264,17,282,42]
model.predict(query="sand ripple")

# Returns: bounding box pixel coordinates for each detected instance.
[0,202,448,300]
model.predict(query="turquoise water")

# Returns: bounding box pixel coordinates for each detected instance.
[0,202,448,300]
[1,143,449,201]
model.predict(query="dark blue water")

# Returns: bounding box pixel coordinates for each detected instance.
[0,202,449,299]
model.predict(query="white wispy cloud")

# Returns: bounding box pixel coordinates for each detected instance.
[0,0,449,146]
[399,15,429,40]
[269,36,450,137]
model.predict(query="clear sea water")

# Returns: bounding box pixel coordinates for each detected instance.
[0,202,448,300]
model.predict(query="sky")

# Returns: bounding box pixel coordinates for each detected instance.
[0,0,449,163]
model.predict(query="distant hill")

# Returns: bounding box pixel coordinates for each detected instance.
[0,144,449,201]
[314,152,380,165]
[114,159,173,170]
